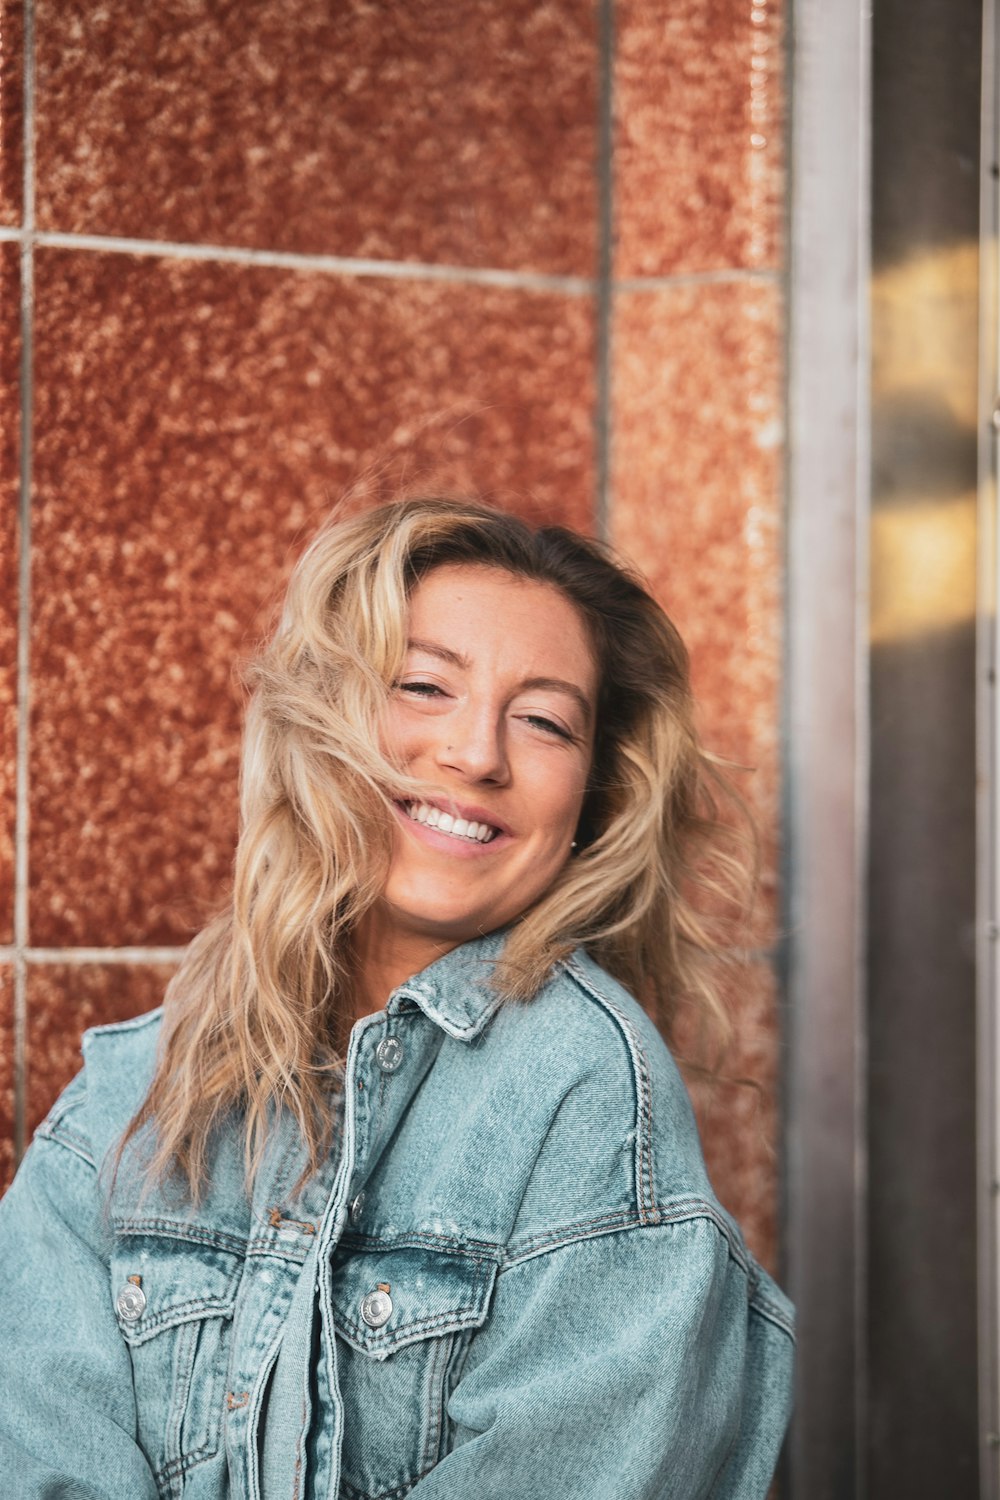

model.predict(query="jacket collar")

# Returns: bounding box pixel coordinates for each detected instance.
[385,927,511,1042]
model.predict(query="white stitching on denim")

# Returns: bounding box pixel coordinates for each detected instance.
[34,1122,97,1169]
[502,1212,796,1340]
[559,956,657,1220]
[111,1218,248,1255]
[333,1259,493,1352]
[503,1202,756,1278]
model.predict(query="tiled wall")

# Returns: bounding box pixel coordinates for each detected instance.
[0,0,785,1270]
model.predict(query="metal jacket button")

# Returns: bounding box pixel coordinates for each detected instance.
[349,1190,366,1225]
[115,1283,146,1321]
[375,1036,404,1073]
[360,1283,393,1328]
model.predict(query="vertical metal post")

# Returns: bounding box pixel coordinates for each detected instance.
[866,0,981,1490]
[979,5,1000,1494]
[785,0,871,1494]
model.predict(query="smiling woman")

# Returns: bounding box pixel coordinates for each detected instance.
[356,566,597,1016]
[0,498,794,1499]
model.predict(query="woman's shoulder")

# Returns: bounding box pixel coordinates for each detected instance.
[508,950,793,1335]
[35,1006,164,1166]
[476,947,719,1215]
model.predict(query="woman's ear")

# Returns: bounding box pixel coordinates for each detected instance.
[573,791,600,853]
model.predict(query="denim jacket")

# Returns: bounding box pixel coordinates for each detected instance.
[0,933,794,1499]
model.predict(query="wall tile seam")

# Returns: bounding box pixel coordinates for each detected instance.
[20,0,36,232]
[594,0,614,542]
[0,229,782,295]
[0,226,596,294]
[0,944,781,967]
[0,948,188,964]
[616,269,782,292]
[13,258,30,1161]
[12,0,39,1165]
[774,0,794,1314]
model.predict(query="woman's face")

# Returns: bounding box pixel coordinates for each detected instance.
[374,562,598,964]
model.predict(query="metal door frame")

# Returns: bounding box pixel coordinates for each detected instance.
[785,0,871,1493]
[979,5,1000,1493]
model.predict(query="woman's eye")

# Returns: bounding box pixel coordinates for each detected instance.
[398,680,445,698]
[522,714,573,741]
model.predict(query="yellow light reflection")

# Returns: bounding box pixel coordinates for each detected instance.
[870,495,977,646]
[873,240,980,425]
[870,238,979,642]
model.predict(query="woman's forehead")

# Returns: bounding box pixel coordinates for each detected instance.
[405,564,598,691]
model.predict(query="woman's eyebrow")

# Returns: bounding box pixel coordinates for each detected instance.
[407,638,469,669]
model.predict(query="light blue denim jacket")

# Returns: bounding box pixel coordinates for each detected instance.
[0,933,794,1499]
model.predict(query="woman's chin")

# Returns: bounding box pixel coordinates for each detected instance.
[376,901,501,949]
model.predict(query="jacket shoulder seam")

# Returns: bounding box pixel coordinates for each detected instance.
[82,1005,164,1046]
[33,1117,98,1170]
[504,1195,750,1273]
[749,1289,796,1340]
[557,955,657,1220]
[503,1202,794,1338]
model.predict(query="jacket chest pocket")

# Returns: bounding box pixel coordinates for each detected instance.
[110,1237,244,1500]
[330,1244,498,1500]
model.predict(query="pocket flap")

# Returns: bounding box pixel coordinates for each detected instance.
[110,1237,244,1346]
[330,1244,498,1357]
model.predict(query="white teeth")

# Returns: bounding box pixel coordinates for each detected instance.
[404,802,498,843]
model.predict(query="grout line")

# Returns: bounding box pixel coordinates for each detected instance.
[18,946,187,964]
[0,226,781,297]
[616,267,781,293]
[1,941,782,962]
[0,226,595,295]
[776,0,795,1316]
[0,940,781,966]
[21,7,35,231]
[12,0,37,1167]
[594,0,615,543]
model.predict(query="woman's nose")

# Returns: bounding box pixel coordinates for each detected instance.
[435,704,510,784]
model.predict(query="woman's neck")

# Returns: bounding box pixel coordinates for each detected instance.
[349,910,457,1027]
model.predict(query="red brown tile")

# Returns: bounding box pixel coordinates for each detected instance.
[28,248,595,947]
[611,279,783,940]
[676,957,780,1274]
[25,961,174,1138]
[0,242,18,946]
[614,0,784,277]
[0,964,13,1192]
[0,0,23,225]
[34,0,597,276]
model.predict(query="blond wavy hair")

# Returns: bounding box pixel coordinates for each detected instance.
[123,498,754,1196]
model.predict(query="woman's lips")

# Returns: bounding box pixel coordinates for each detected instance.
[392,800,513,858]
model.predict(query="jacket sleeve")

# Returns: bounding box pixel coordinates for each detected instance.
[0,1106,159,1498]
[409,1216,794,1500]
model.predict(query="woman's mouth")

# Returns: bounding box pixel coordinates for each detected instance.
[400,800,500,844]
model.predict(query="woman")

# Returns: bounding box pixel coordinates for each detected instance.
[0,498,794,1499]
